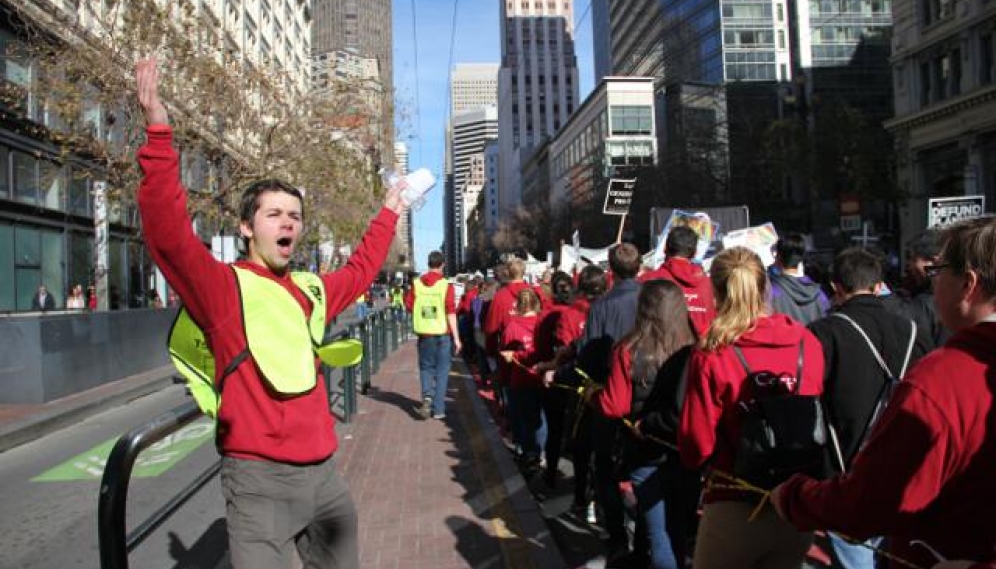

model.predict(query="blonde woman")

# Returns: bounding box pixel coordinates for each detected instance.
[678,247,826,569]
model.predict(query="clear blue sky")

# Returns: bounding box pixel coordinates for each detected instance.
[392,0,595,272]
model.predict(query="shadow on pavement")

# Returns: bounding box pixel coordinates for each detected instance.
[167,517,228,569]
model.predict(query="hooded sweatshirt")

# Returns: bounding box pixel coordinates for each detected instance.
[768,266,831,325]
[775,321,996,569]
[640,257,716,336]
[679,314,825,502]
[138,126,397,464]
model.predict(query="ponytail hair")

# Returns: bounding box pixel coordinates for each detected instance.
[702,247,768,351]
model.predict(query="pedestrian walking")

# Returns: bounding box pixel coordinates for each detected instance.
[679,246,826,569]
[807,247,931,569]
[773,216,996,569]
[595,279,697,569]
[135,57,407,569]
[768,232,831,325]
[639,225,716,336]
[405,251,462,419]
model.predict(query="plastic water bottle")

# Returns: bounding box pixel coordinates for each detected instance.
[379,168,435,211]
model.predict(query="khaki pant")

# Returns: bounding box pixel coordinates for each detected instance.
[693,501,813,569]
[221,455,358,569]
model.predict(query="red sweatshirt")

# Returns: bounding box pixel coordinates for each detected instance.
[639,257,716,336]
[678,314,824,501]
[775,322,996,568]
[501,312,541,389]
[597,345,634,419]
[403,271,456,336]
[556,297,591,348]
[483,280,530,356]
[138,126,398,464]
[533,304,569,363]
[457,285,479,317]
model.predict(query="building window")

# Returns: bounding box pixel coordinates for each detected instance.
[981,33,994,86]
[778,30,786,48]
[921,0,953,26]
[610,105,653,135]
[12,151,37,205]
[777,3,784,20]
[920,61,931,106]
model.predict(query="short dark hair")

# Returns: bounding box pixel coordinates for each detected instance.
[775,232,807,268]
[832,247,882,294]
[666,226,699,259]
[550,271,575,305]
[238,179,304,251]
[427,251,445,269]
[578,265,607,299]
[239,179,304,224]
[609,243,641,279]
[907,229,941,260]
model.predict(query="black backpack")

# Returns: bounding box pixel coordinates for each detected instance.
[732,339,827,489]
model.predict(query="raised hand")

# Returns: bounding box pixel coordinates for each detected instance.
[135,58,169,126]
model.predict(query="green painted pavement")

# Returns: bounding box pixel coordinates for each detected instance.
[33,420,215,482]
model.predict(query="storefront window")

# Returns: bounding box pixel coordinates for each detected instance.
[40,161,65,211]
[0,223,12,311]
[12,151,37,205]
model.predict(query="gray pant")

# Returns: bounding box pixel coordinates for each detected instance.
[221,455,359,569]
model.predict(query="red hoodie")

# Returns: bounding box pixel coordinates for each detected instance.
[679,314,824,502]
[138,126,397,464]
[775,322,996,568]
[483,280,531,356]
[639,257,715,336]
[556,297,591,348]
[501,312,541,388]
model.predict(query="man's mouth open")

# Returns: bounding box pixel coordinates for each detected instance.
[277,237,294,257]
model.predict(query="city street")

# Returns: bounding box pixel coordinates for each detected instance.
[0,385,225,569]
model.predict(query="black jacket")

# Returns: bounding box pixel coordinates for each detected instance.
[808,294,932,475]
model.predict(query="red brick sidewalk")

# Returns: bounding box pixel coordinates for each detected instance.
[334,341,564,569]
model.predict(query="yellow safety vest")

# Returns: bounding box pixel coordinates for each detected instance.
[168,266,362,418]
[412,277,448,335]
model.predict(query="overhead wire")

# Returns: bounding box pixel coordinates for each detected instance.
[409,0,424,161]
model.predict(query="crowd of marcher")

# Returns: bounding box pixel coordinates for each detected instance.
[438,221,996,569]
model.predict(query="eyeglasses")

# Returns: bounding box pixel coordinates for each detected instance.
[924,263,950,279]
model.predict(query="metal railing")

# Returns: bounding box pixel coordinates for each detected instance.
[98,402,218,569]
[97,306,412,568]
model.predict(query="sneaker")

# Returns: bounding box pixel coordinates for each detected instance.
[418,397,432,419]
[432,412,446,420]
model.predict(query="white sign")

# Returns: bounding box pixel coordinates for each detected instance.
[602,178,636,216]
[928,196,986,228]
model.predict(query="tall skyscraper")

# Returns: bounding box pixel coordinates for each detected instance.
[450,107,498,269]
[497,0,580,218]
[311,0,394,164]
[444,64,499,269]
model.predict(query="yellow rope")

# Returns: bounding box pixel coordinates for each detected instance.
[615,421,928,569]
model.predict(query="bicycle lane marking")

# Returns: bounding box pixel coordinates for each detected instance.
[31,420,215,482]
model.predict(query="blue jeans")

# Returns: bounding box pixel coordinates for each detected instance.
[829,532,881,569]
[508,386,547,459]
[417,335,452,415]
[630,463,679,569]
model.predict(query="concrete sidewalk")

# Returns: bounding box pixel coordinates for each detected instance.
[334,340,567,568]
[0,339,579,568]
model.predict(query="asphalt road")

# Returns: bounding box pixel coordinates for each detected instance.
[0,385,227,569]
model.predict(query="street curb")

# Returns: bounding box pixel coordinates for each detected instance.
[458,360,568,569]
[0,365,177,453]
